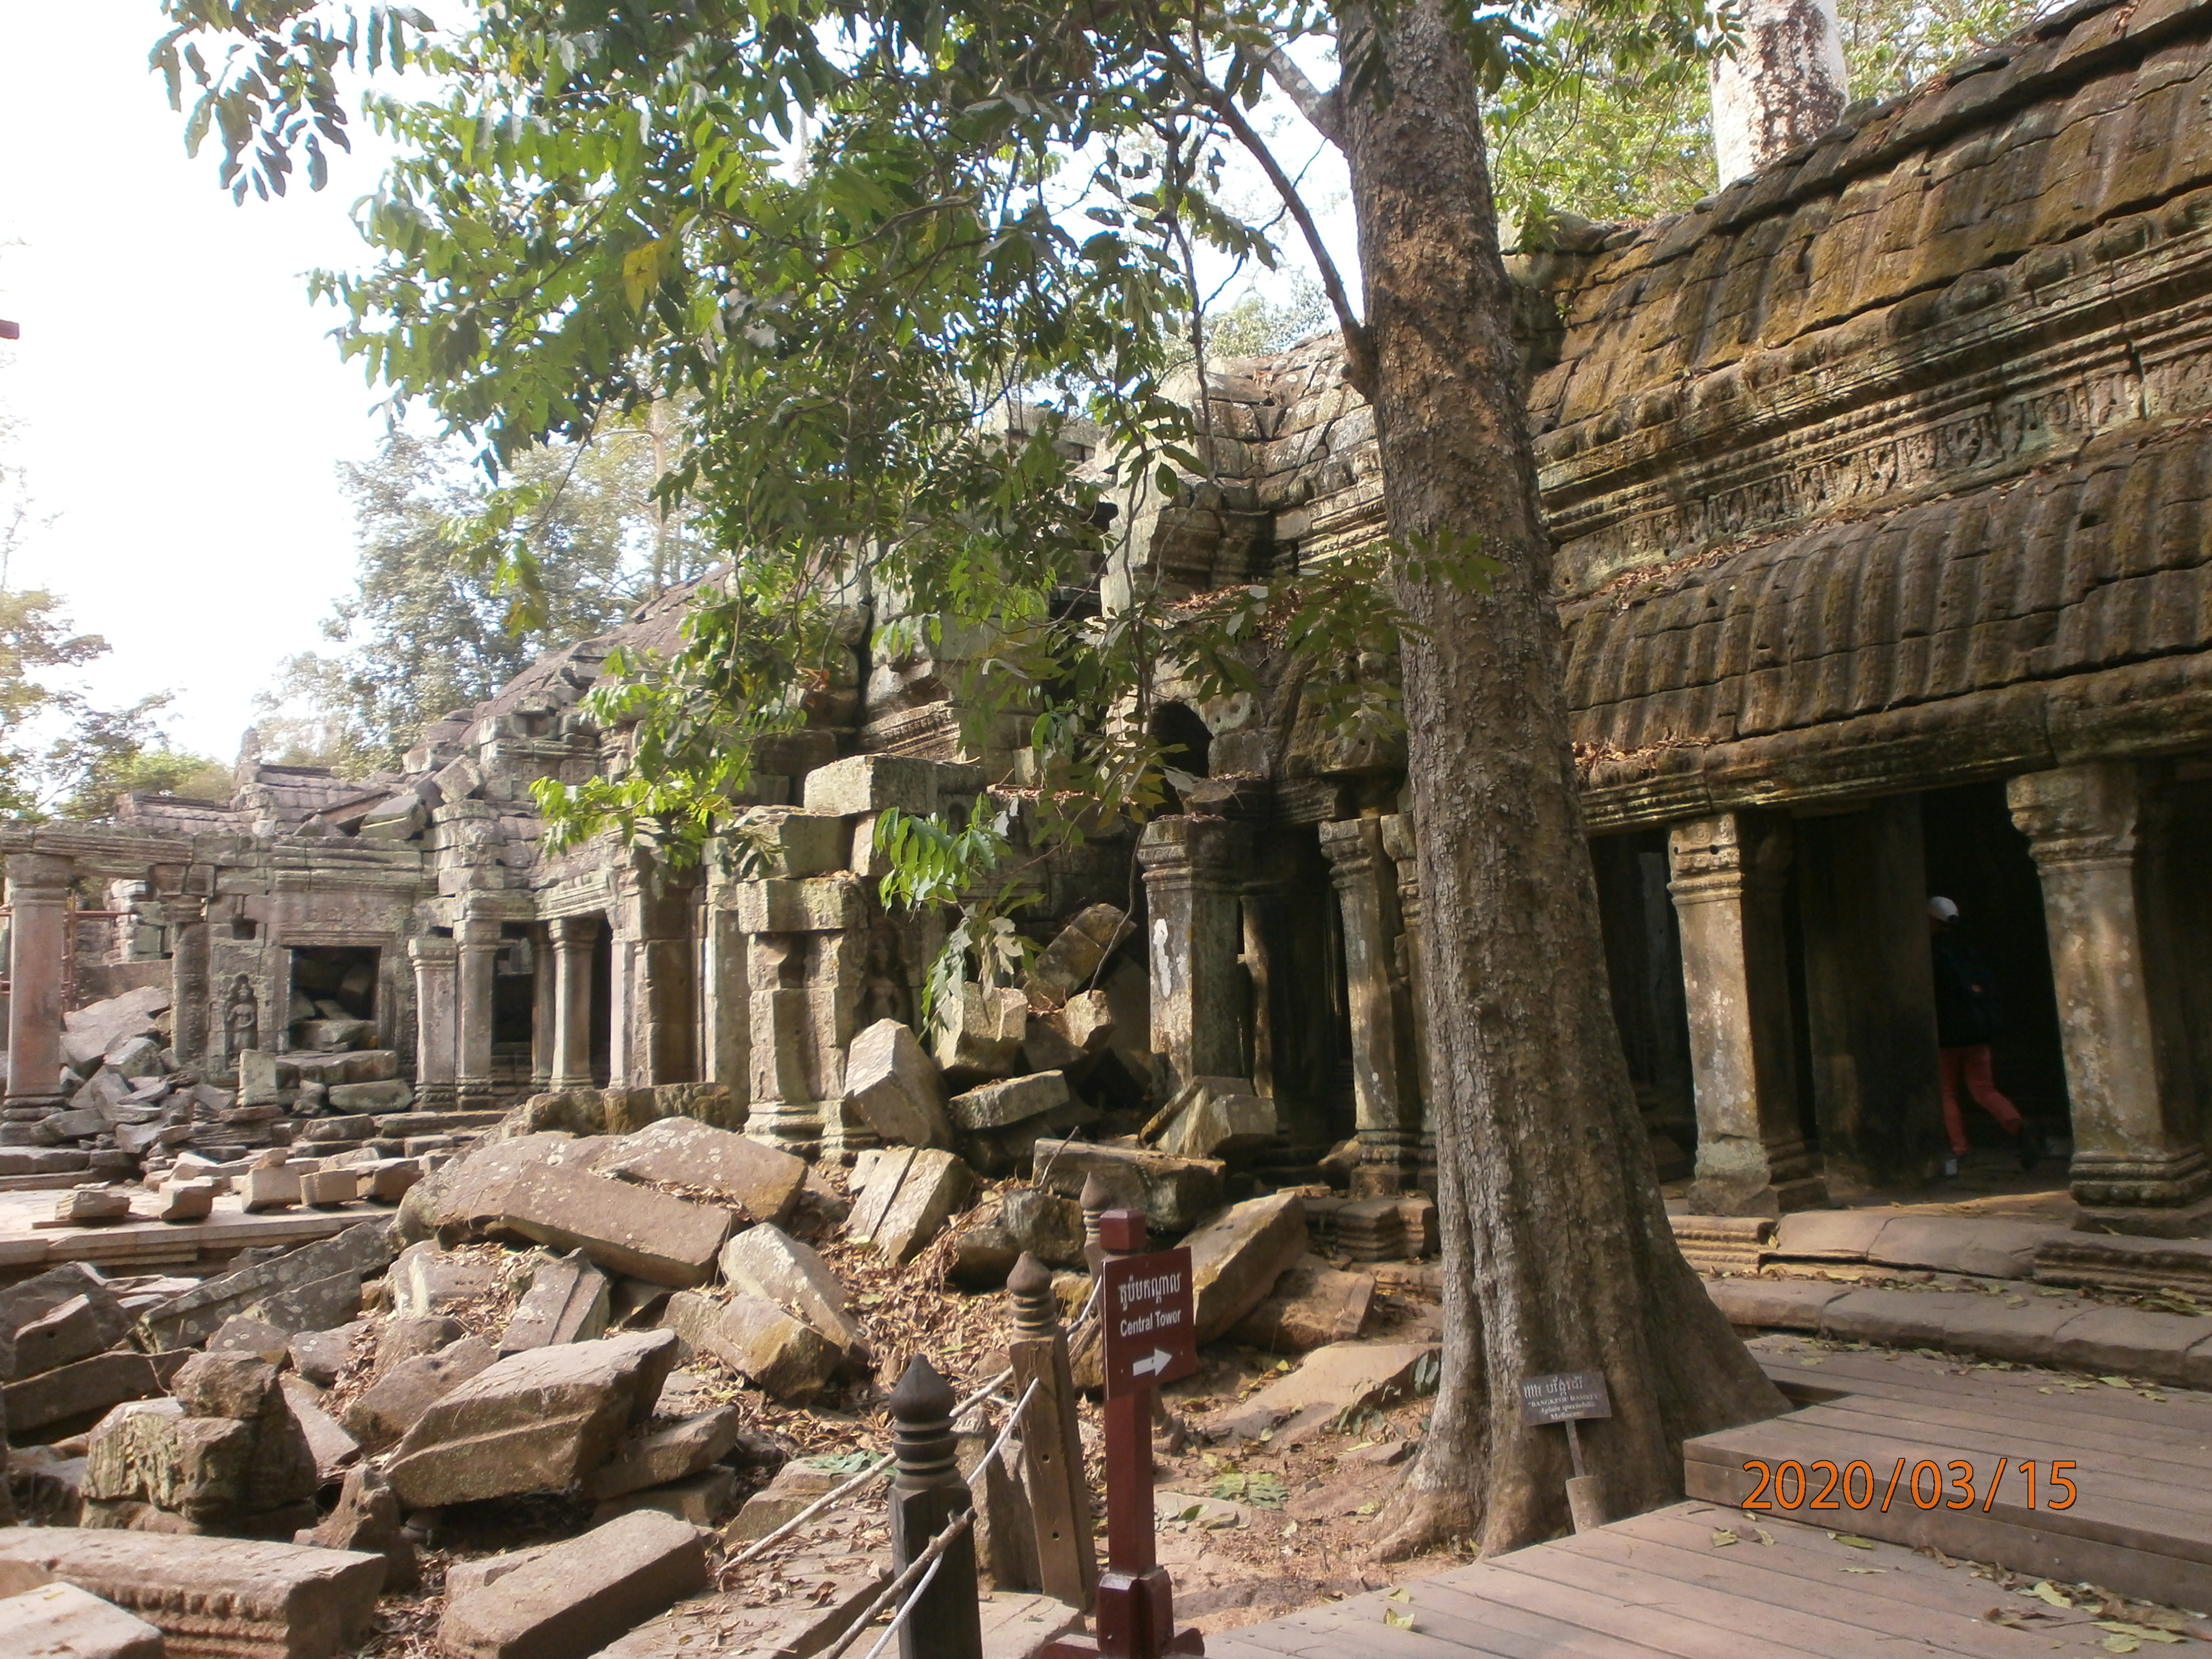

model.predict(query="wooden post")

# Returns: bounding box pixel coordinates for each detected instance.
[890,1356,983,1659]
[1080,1173,1111,1273]
[1009,1251,1098,1612]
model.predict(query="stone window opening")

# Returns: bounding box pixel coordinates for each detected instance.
[288,945,380,1050]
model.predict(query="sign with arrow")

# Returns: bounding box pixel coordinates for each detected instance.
[1099,1245,1199,1399]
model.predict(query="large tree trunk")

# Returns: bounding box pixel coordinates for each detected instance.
[1337,0,1787,1558]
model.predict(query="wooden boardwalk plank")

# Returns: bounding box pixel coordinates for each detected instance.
[1757,1344,2212,1433]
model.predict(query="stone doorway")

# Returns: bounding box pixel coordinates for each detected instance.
[1591,829,1696,1180]
[287,945,380,1049]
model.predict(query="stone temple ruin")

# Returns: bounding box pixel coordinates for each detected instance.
[3,0,2212,1652]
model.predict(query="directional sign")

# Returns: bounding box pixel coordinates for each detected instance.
[1519,1369,1612,1426]
[1099,1246,1199,1398]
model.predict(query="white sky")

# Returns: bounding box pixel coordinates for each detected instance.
[0,2,396,765]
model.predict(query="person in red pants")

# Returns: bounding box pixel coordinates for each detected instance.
[1928,896,2044,1177]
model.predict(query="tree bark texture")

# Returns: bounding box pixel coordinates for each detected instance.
[1337,0,1786,1556]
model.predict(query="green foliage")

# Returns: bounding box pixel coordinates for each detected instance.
[255,420,709,774]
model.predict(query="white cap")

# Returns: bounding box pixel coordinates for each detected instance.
[1928,896,1959,922]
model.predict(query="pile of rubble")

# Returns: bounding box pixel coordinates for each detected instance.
[0,1034,1445,1657]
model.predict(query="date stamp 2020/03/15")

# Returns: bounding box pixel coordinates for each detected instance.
[1743,1457,2078,1514]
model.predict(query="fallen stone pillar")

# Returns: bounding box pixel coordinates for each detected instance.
[435,1508,710,1659]
[1667,812,1826,1216]
[2010,763,2211,1211]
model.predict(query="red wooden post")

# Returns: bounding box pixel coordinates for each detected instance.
[1043,1209,1201,1659]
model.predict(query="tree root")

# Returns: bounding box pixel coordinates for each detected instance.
[1370,1471,1481,1562]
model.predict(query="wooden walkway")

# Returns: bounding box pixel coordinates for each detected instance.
[1213,1343,2212,1658]
[1688,1342,2212,1607]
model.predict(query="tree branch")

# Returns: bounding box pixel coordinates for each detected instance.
[1255,45,1341,147]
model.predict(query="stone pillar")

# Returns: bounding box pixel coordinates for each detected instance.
[1377,812,1436,1194]
[5,854,72,1112]
[2009,764,2211,1210]
[700,903,750,1104]
[529,923,556,1092]
[409,935,459,1108]
[733,875,867,1157]
[1667,812,1826,1215]
[1797,795,1944,1191]
[455,905,500,1108]
[549,916,598,1091]
[1711,0,1849,185]
[161,896,213,1068]
[610,866,700,1088]
[1318,817,1419,1196]
[1137,814,1251,1097]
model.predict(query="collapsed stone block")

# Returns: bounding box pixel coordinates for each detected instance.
[240,1167,300,1214]
[83,1354,319,1539]
[716,1225,864,1354]
[721,1462,846,1542]
[0,1578,165,1659]
[278,1376,358,1485]
[12,1287,130,1381]
[390,1243,501,1318]
[948,1189,1086,1289]
[840,1019,953,1149]
[4,1352,190,1441]
[947,1071,1069,1133]
[285,1324,362,1389]
[1218,1341,1440,1444]
[0,1526,386,1659]
[433,1142,730,1288]
[1150,1076,1277,1161]
[342,1336,497,1453]
[299,1171,358,1209]
[499,1251,612,1355]
[931,984,1027,1079]
[207,1318,292,1364]
[589,1468,739,1530]
[801,754,977,817]
[52,1189,134,1227]
[1186,1192,1308,1345]
[662,1292,840,1403]
[1226,1257,1375,1351]
[159,1179,218,1223]
[359,1160,423,1204]
[1022,904,1132,1010]
[847,1147,973,1264]
[435,1508,711,1659]
[584,1407,743,1502]
[327,1079,411,1113]
[300,1464,416,1591]
[373,1316,467,1375]
[385,1330,677,1509]
[1032,1140,1224,1233]
[595,1115,806,1225]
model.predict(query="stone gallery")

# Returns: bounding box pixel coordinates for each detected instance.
[7,1,2212,1655]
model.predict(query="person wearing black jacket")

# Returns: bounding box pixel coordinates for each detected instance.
[1928,896,2044,1175]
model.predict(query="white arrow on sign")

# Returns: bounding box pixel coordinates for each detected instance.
[1131,1349,1172,1379]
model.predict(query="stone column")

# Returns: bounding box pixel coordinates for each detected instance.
[733,875,866,1157]
[1667,813,1826,1215]
[1797,795,1944,1190]
[409,935,459,1108]
[160,896,212,1068]
[1137,814,1251,1097]
[5,853,72,1112]
[1318,817,1419,1196]
[1711,0,1849,184]
[609,866,701,1088]
[2009,764,2211,1210]
[1378,812,1436,1194]
[700,903,751,1103]
[549,916,598,1091]
[455,904,501,1108]
[529,923,556,1092]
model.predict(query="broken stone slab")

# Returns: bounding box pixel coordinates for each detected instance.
[590,1559,887,1659]
[1032,1141,1223,1234]
[1219,1342,1442,1444]
[584,1407,743,1502]
[159,1180,218,1223]
[278,1376,359,1483]
[374,1314,467,1375]
[1186,1192,1307,1345]
[846,1146,974,1265]
[661,1292,840,1403]
[716,1225,864,1354]
[359,1160,424,1205]
[385,1330,678,1509]
[0,1526,385,1659]
[949,1189,1086,1289]
[1226,1256,1375,1351]
[948,1071,1070,1133]
[1047,990,1115,1057]
[1864,1216,2065,1282]
[0,1578,166,1659]
[500,1251,612,1355]
[1022,904,1132,1011]
[60,988,170,1069]
[299,1171,359,1209]
[390,1241,502,1318]
[0,1263,111,1330]
[300,1463,416,1590]
[1765,1210,1890,1262]
[83,1354,321,1539]
[48,1107,112,1139]
[342,1336,498,1453]
[240,1167,301,1214]
[4,1352,191,1440]
[51,1188,135,1227]
[720,1462,847,1542]
[438,1509,710,1659]
[208,1317,293,1364]
[1149,1077,1277,1162]
[286,1323,365,1389]
[12,1287,132,1381]
[841,1019,954,1149]
[1017,1015,1088,1075]
[932,984,1029,1080]
[595,1115,806,1226]
[1701,1276,1851,1332]
[589,1467,739,1530]
[436,1146,731,1288]
[326,1079,411,1113]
